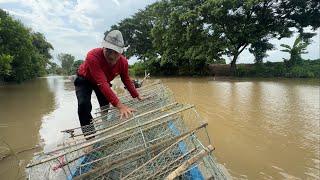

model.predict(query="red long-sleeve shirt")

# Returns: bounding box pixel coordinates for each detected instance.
[77,48,139,107]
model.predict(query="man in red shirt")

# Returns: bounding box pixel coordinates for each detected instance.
[74,30,141,138]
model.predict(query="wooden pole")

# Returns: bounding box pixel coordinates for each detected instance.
[74,123,208,180]
[26,104,195,168]
[165,145,214,180]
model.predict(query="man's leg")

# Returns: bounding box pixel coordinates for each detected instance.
[93,86,110,109]
[74,76,95,139]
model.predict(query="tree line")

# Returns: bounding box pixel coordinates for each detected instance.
[47,53,83,76]
[109,0,319,76]
[0,9,54,82]
[0,9,82,83]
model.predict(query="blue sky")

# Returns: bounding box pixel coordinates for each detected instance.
[1,0,319,64]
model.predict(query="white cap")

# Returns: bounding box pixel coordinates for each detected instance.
[102,30,124,54]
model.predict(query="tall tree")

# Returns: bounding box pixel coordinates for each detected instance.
[31,32,54,60]
[110,4,158,62]
[108,0,319,76]
[201,0,319,74]
[152,0,224,74]
[201,0,286,74]
[112,0,224,75]
[249,39,274,64]
[0,9,53,82]
[57,53,75,75]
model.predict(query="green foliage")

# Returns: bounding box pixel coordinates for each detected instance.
[249,39,274,64]
[46,61,63,75]
[31,32,54,60]
[70,60,83,75]
[200,0,311,74]
[286,66,313,78]
[236,60,320,78]
[0,9,53,82]
[129,62,146,76]
[280,35,310,67]
[285,60,320,78]
[108,0,226,76]
[57,53,75,75]
[108,0,319,76]
[278,0,320,30]
[0,54,13,78]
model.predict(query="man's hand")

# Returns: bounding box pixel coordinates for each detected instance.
[116,102,136,119]
[137,95,143,101]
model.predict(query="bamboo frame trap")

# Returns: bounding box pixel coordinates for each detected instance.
[26,80,227,180]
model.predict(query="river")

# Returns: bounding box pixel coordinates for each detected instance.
[0,76,319,179]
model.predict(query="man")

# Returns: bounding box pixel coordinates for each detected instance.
[74,30,141,138]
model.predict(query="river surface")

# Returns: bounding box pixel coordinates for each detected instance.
[0,76,319,179]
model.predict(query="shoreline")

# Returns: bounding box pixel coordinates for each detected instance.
[1,74,319,87]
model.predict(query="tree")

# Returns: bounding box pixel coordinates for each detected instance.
[110,0,224,75]
[249,39,274,64]
[0,9,53,82]
[109,4,158,62]
[31,32,54,60]
[57,53,75,75]
[201,0,286,74]
[280,35,309,67]
[47,61,63,75]
[277,0,320,30]
[70,60,83,75]
[151,0,220,75]
[200,0,319,75]
[108,0,319,76]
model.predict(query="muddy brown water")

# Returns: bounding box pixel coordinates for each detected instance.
[0,76,319,179]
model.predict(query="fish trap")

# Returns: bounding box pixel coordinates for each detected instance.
[26,81,228,180]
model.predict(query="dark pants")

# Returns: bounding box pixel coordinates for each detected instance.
[74,76,110,139]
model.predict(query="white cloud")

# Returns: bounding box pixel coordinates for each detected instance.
[112,0,120,6]
[1,0,158,63]
[0,0,19,3]
[2,8,30,18]
[4,0,316,64]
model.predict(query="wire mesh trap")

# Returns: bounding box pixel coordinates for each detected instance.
[26,80,228,180]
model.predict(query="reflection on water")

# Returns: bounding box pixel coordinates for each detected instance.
[162,77,319,179]
[39,76,79,152]
[0,78,55,179]
[0,76,319,179]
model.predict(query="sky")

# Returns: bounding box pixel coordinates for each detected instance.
[1,0,319,65]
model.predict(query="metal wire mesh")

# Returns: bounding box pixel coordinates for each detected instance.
[26,80,228,180]
[121,130,218,180]
[60,82,173,141]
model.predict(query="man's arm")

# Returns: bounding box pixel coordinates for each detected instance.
[120,59,140,98]
[87,54,119,106]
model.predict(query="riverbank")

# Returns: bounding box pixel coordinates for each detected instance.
[130,59,320,79]
[236,60,320,78]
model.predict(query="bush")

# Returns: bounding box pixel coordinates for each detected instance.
[285,60,320,78]
[129,62,146,76]
[0,54,13,79]
[236,60,320,78]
